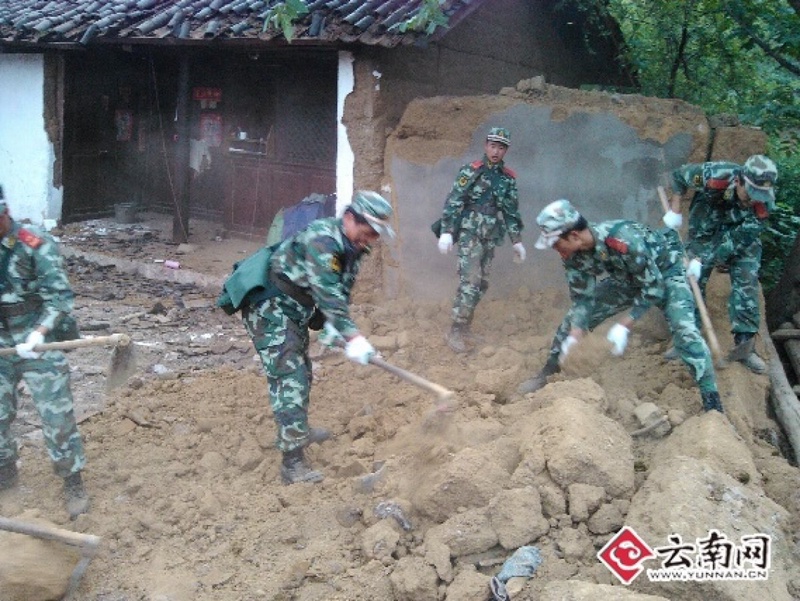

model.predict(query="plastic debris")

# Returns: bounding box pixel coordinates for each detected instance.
[490,546,543,601]
[374,501,411,531]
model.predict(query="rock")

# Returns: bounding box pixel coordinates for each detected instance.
[390,556,439,601]
[426,509,498,557]
[361,520,400,562]
[568,483,606,523]
[488,486,550,549]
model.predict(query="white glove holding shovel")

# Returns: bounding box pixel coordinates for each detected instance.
[559,335,579,364]
[686,258,702,281]
[438,233,453,255]
[512,242,526,263]
[345,335,376,365]
[607,324,629,356]
[16,330,45,359]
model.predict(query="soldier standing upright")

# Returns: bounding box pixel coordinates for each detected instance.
[664,154,778,373]
[517,199,723,413]
[0,185,90,519]
[436,127,526,353]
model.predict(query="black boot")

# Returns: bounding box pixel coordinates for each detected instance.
[281,448,324,485]
[63,471,90,519]
[445,323,469,354]
[0,462,18,491]
[701,391,724,413]
[517,359,561,395]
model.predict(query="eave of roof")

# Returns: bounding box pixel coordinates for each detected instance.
[0,0,486,49]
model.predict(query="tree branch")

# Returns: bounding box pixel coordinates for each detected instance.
[724,5,800,76]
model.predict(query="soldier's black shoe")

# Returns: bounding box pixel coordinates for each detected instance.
[281,448,324,485]
[446,324,469,354]
[517,361,560,395]
[0,462,18,491]
[701,391,724,413]
[63,472,90,519]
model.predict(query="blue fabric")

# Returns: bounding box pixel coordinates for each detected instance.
[281,193,336,240]
[490,546,543,601]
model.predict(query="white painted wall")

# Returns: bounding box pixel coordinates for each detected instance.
[0,54,61,224]
[335,51,355,214]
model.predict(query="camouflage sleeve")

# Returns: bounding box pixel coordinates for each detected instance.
[617,236,662,322]
[499,176,523,243]
[564,265,596,331]
[303,235,360,338]
[671,163,704,195]
[29,233,74,330]
[440,164,475,233]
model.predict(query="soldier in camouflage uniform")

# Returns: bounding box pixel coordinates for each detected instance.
[239,191,391,484]
[436,127,526,353]
[665,155,778,374]
[517,199,723,413]
[0,186,90,518]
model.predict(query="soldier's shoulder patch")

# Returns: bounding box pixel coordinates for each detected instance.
[706,177,730,190]
[605,237,628,254]
[692,174,703,187]
[470,159,484,169]
[457,173,471,187]
[330,255,342,273]
[17,228,43,249]
[502,166,516,178]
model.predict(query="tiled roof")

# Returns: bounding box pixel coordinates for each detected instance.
[0,0,485,47]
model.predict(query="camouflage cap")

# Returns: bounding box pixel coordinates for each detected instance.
[534,199,582,249]
[742,154,778,205]
[486,127,511,147]
[349,190,395,238]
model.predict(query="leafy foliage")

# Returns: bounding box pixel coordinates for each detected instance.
[558,0,800,290]
[262,0,309,42]
[389,0,449,34]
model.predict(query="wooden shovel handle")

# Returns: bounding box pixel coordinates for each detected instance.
[0,516,101,554]
[368,355,455,402]
[0,333,130,356]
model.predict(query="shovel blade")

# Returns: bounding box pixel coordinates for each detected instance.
[106,341,137,390]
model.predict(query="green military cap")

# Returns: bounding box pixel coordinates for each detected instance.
[486,127,511,147]
[742,154,778,204]
[350,190,395,238]
[535,199,582,249]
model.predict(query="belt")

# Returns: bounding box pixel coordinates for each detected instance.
[0,300,41,318]
[269,273,315,308]
[465,203,498,216]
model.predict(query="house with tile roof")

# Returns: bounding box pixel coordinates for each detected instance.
[0,0,628,239]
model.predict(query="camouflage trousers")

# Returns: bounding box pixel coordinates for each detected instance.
[0,352,86,476]
[694,234,761,336]
[452,229,496,325]
[242,296,314,453]
[548,274,717,393]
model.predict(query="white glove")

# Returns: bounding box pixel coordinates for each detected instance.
[16,330,45,359]
[559,335,579,363]
[438,233,453,255]
[345,335,376,365]
[319,323,345,348]
[607,324,629,356]
[512,242,526,263]
[662,210,683,230]
[686,258,702,281]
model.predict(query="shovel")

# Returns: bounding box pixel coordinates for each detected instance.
[0,516,101,600]
[0,333,137,389]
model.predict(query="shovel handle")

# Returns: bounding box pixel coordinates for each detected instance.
[368,354,455,402]
[0,516,101,554]
[0,333,130,356]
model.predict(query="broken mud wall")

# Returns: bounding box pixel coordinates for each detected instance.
[370,0,629,129]
[382,83,768,304]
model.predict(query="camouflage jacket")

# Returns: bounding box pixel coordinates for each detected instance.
[440,156,523,245]
[270,217,365,338]
[563,221,682,330]
[0,220,74,334]
[672,161,768,257]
